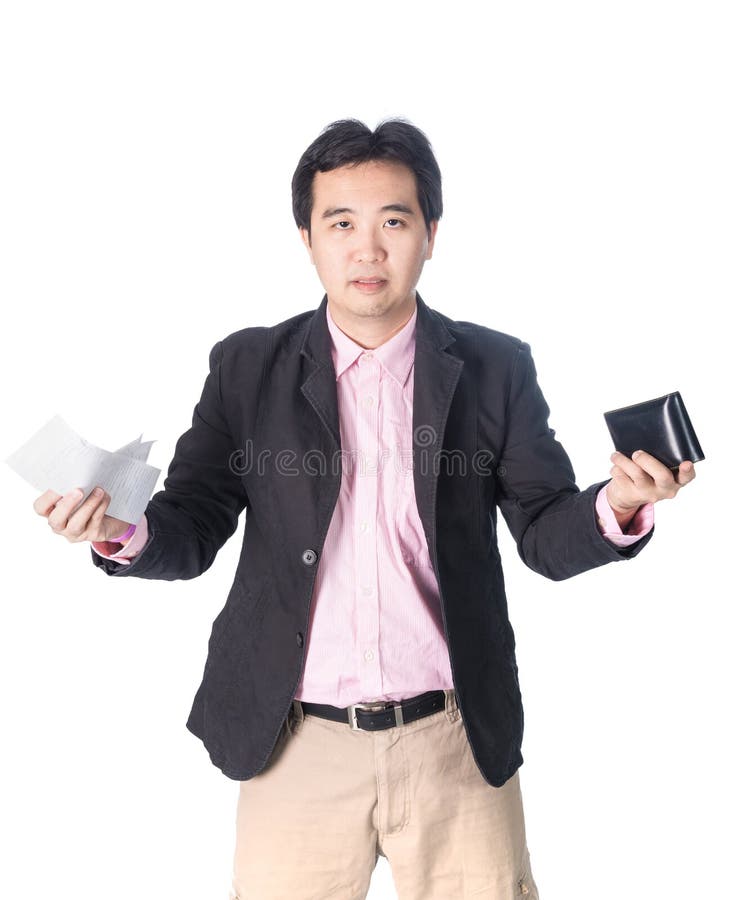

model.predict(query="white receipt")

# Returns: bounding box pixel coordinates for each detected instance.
[5,415,161,524]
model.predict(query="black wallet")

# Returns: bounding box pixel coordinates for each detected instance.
[603,392,705,469]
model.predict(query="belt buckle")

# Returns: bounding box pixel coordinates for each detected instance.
[347,700,405,731]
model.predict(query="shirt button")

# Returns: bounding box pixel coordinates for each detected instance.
[360,521,369,533]
[364,649,374,662]
[301,549,318,566]
[362,395,374,407]
[361,585,373,596]
[296,632,304,648]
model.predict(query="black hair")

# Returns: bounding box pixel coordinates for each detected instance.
[291,117,443,242]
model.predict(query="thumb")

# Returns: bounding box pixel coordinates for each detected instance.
[86,492,130,542]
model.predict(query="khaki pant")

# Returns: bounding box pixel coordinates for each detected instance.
[230,690,539,899]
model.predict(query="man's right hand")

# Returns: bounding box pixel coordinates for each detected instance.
[33,487,130,544]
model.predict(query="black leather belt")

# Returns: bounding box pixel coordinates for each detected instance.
[299,689,447,731]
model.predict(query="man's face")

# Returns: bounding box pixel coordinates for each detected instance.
[299,160,437,325]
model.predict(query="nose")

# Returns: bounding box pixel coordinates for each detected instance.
[353,229,386,264]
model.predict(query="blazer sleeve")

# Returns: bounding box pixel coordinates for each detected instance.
[90,340,250,581]
[495,340,654,581]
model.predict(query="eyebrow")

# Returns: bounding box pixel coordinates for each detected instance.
[320,203,416,220]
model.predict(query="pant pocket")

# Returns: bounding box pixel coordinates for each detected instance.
[516,846,539,898]
[283,700,304,738]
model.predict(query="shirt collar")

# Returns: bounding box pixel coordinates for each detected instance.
[325,301,417,387]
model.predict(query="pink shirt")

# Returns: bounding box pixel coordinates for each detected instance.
[93,305,653,705]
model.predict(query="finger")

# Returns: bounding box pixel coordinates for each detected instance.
[629,450,678,489]
[86,490,112,536]
[607,467,643,513]
[64,487,108,539]
[47,488,85,532]
[609,464,635,488]
[609,452,655,488]
[675,460,697,485]
[33,488,64,517]
[631,449,684,500]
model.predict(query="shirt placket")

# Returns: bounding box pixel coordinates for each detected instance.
[354,350,382,699]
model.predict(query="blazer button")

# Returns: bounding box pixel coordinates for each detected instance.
[301,549,318,566]
[296,632,304,648]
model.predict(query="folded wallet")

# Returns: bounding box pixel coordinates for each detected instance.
[603,391,705,469]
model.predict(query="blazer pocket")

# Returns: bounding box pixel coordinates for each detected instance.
[207,578,270,662]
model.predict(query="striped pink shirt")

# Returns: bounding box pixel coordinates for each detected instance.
[93,303,653,706]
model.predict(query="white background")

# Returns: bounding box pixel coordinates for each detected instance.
[1,2,732,898]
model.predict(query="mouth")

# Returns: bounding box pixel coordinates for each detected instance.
[352,278,388,293]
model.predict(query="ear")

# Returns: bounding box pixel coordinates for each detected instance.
[299,227,315,264]
[425,220,438,260]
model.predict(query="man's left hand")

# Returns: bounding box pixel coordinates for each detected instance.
[607,450,697,517]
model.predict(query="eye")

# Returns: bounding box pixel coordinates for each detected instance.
[333,221,351,230]
[385,218,406,228]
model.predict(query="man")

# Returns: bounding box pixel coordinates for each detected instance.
[33,118,696,899]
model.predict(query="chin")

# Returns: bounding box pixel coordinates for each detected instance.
[336,296,388,316]
[359,299,397,317]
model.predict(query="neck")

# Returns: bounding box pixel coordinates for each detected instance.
[327,296,417,349]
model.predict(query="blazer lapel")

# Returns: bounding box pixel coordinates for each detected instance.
[299,295,341,451]
[412,292,465,559]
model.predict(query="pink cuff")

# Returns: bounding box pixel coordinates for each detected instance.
[109,523,136,543]
[595,485,654,547]
[91,514,149,565]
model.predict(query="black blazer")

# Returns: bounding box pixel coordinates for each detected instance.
[92,292,653,787]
